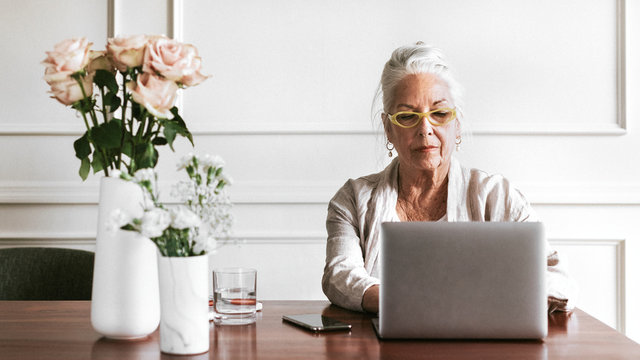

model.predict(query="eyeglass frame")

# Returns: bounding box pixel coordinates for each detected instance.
[386,107,457,128]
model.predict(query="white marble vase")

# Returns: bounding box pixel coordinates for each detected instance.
[157,254,210,355]
[91,176,160,339]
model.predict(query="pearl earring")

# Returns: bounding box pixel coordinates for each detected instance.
[386,141,394,157]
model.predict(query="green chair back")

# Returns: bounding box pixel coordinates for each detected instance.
[0,247,94,300]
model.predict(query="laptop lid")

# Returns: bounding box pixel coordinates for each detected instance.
[376,222,547,339]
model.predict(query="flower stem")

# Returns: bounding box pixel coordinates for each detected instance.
[99,87,108,124]
[144,114,155,140]
[79,110,91,132]
[119,71,129,171]
[136,110,147,140]
[75,74,111,176]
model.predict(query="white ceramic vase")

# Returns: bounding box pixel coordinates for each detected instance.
[91,176,160,339]
[157,254,210,355]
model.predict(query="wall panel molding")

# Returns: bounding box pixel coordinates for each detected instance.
[0,120,627,136]
[0,233,625,330]
[107,0,116,38]
[168,0,183,41]
[471,0,627,136]
[617,0,627,132]
[469,122,626,136]
[168,0,184,112]
[0,231,326,244]
[2,233,622,248]
[0,122,379,136]
[550,238,626,333]
[2,181,640,205]
[0,1,626,136]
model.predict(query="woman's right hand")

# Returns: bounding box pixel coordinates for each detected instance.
[362,285,380,313]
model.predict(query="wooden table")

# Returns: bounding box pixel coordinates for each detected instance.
[0,301,638,359]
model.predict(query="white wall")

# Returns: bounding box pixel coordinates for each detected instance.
[1,0,638,342]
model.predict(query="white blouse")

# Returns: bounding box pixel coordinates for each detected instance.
[322,156,578,312]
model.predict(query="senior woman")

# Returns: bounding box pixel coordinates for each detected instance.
[322,43,577,314]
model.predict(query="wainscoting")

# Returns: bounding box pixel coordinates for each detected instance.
[1,0,638,343]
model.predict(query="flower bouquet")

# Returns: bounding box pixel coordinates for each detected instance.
[42,34,210,340]
[112,153,232,354]
[42,35,209,179]
[113,153,233,257]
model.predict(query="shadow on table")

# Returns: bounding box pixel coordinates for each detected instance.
[91,336,160,360]
[320,303,550,360]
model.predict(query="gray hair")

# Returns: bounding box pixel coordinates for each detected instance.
[373,43,465,129]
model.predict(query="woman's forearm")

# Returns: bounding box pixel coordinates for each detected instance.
[362,284,380,313]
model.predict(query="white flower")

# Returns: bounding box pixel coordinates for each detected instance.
[107,209,132,232]
[193,227,217,254]
[134,168,156,183]
[140,208,171,238]
[141,191,156,211]
[201,154,225,171]
[220,173,234,185]
[110,169,133,182]
[172,180,195,201]
[133,168,157,198]
[177,152,195,170]
[170,206,201,229]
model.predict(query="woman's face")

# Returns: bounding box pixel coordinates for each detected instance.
[384,73,460,175]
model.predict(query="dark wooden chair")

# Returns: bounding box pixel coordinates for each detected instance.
[0,247,94,300]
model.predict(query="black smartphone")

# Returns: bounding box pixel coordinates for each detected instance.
[282,314,352,332]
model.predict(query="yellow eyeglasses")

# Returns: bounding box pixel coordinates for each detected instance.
[387,108,457,128]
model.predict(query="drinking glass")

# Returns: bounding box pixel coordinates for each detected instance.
[212,268,257,325]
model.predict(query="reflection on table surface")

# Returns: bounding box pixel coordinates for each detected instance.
[0,301,638,360]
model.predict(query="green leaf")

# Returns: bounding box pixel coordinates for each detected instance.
[152,137,167,146]
[90,120,122,149]
[163,122,177,150]
[135,143,158,169]
[71,101,83,112]
[91,154,104,173]
[121,224,136,231]
[73,132,91,159]
[121,136,133,157]
[71,98,93,113]
[170,107,182,122]
[79,157,90,180]
[93,70,118,93]
[104,91,121,112]
[163,120,193,151]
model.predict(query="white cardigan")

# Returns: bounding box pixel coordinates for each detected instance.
[322,156,577,312]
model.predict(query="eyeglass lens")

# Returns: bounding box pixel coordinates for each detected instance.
[394,109,454,127]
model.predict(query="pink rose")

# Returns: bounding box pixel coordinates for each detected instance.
[87,50,115,74]
[142,38,209,87]
[47,72,93,106]
[106,35,149,72]
[126,73,178,118]
[42,38,92,83]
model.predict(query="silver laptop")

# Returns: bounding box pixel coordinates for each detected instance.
[373,221,547,339]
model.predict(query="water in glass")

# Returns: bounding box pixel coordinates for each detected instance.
[213,287,256,325]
